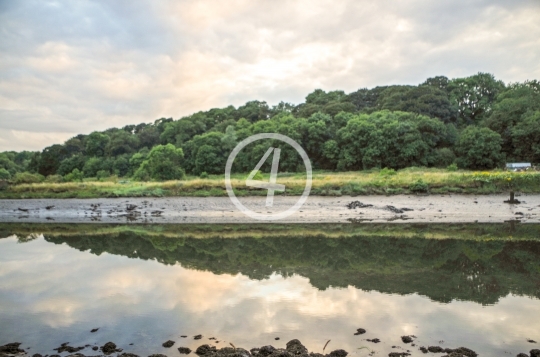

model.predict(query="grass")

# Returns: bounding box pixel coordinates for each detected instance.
[1,168,539,199]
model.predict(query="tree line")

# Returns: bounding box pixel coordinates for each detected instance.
[1,72,539,182]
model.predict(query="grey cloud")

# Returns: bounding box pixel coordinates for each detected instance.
[1,0,539,151]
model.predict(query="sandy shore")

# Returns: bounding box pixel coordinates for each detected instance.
[1,193,539,224]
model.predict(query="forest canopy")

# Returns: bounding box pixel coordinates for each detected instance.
[1,72,539,182]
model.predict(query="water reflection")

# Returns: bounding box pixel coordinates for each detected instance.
[0,223,539,357]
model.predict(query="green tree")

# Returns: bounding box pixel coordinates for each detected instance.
[134,144,185,180]
[448,73,505,125]
[85,132,110,157]
[83,157,104,178]
[0,168,11,180]
[456,127,504,169]
[38,144,69,176]
[511,111,540,163]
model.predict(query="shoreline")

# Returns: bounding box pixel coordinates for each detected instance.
[0,194,539,224]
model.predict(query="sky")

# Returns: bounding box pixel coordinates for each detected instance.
[1,0,540,152]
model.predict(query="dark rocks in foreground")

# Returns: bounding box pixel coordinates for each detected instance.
[196,340,347,357]
[5,339,540,357]
[420,346,478,357]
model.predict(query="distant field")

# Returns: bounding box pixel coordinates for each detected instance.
[1,168,539,199]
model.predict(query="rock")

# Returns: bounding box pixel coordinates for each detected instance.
[354,328,366,335]
[528,339,538,343]
[419,347,428,353]
[346,201,373,209]
[258,346,276,356]
[194,335,203,340]
[119,354,140,357]
[388,353,410,357]
[427,346,444,353]
[91,328,99,333]
[531,349,540,357]
[46,205,55,210]
[516,354,528,357]
[17,208,29,212]
[178,348,192,354]
[286,340,308,355]
[385,205,404,214]
[163,341,175,348]
[275,338,280,341]
[401,208,414,211]
[0,343,24,354]
[195,345,217,356]
[32,354,43,357]
[92,346,99,351]
[149,355,168,357]
[327,349,348,357]
[367,339,380,343]
[101,342,119,355]
[401,336,413,344]
[126,204,138,211]
[53,344,84,353]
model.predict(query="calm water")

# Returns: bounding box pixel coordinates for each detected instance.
[0,223,539,356]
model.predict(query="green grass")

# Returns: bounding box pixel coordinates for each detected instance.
[1,168,539,199]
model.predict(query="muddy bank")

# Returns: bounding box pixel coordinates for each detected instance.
[0,194,539,223]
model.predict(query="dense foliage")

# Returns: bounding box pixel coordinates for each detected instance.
[1,73,539,182]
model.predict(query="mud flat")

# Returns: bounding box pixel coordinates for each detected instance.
[0,194,539,224]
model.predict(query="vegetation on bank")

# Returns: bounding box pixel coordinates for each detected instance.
[1,73,539,190]
[3,222,540,241]
[0,167,539,198]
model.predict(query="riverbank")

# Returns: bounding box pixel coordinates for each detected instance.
[0,194,539,224]
[1,169,539,199]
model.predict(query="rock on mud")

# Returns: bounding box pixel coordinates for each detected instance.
[401,336,413,344]
[101,342,121,355]
[178,347,192,354]
[530,349,540,357]
[346,201,373,209]
[162,341,175,348]
[354,328,366,335]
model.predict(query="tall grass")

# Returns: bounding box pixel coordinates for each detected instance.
[1,168,539,199]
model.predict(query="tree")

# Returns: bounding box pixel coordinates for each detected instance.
[85,132,110,157]
[38,144,69,176]
[336,111,447,170]
[484,81,540,158]
[448,73,505,125]
[511,111,540,163]
[134,144,185,180]
[456,127,504,169]
[0,168,10,180]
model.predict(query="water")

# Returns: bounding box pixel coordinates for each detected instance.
[0,223,539,356]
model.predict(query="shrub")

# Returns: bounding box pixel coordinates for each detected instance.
[409,179,429,193]
[45,174,63,183]
[96,170,109,180]
[456,126,504,169]
[64,168,83,182]
[0,168,11,180]
[434,148,456,167]
[447,163,458,172]
[379,167,397,176]
[12,172,44,184]
[199,171,209,179]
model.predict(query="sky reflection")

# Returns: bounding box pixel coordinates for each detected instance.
[0,234,539,356]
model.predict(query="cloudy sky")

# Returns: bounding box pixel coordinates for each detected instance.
[1,0,540,151]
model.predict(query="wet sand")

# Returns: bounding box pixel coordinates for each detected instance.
[1,194,539,223]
